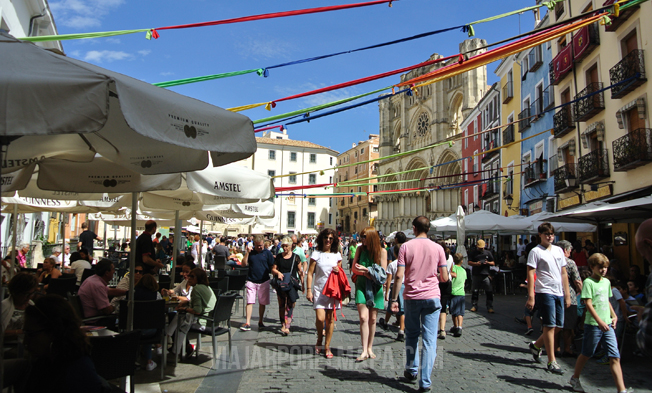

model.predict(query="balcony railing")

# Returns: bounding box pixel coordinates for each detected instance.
[502,81,514,104]
[573,82,605,122]
[503,124,515,145]
[578,149,610,183]
[523,160,548,187]
[613,128,652,171]
[553,162,579,193]
[543,85,555,110]
[529,46,543,72]
[610,50,647,98]
[604,0,639,32]
[483,176,499,197]
[482,132,500,162]
[530,98,544,121]
[553,106,575,138]
[518,108,531,132]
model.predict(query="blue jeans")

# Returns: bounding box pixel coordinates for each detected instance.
[404,297,442,390]
[535,293,564,328]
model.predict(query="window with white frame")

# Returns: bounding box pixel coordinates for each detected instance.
[309,174,316,184]
[464,159,468,181]
[330,157,333,165]
[308,197,316,206]
[473,150,478,173]
[473,185,478,206]
[290,152,297,162]
[289,172,297,184]
[268,170,275,179]
[464,189,469,206]
[287,211,295,228]
[309,153,317,163]
[268,150,276,160]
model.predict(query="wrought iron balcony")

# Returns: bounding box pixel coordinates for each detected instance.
[604,0,639,32]
[482,132,500,162]
[610,50,647,99]
[518,108,531,132]
[523,160,548,187]
[573,82,605,122]
[613,128,652,171]
[543,85,555,110]
[503,124,515,145]
[530,98,544,121]
[553,162,579,193]
[502,81,514,104]
[482,176,499,197]
[529,46,543,72]
[553,106,574,138]
[578,149,610,183]
[549,62,557,86]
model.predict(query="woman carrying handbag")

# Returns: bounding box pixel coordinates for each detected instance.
[271,237,303,336]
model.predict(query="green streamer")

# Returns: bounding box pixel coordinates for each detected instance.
[153,68,263,88]
[620,0,649,11]
[253,86,390,124]
[19,29,150,42]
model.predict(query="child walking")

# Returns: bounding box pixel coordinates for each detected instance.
[569,253,632,393]
[449,253,467,337]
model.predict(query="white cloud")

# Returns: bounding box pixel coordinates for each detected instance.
[234,38,294,61]
[51,0,124,29]
[83,50,132,63]
[138,50,151,56]
[105,38,121,44]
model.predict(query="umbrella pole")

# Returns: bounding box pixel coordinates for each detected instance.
[59,213,65,267]
[199,220,204,269]
[10,204,18,275]
[126,192,137,331]
[170,210,179,289]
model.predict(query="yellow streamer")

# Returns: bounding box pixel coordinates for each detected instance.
[227,102,267,112]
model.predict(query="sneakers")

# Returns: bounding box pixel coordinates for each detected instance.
[597,354,610,365]
[240,323,251,331]
[146,360,157,371]
[488,308,495,313]
[525,327,534,336]
[438,330,446,340]
[396,331,405,342]
[453,327,462,337]
[449,326,458,334]
[569,377,585,392]
[529,341,543,363]
[403,370,418,384]
[378,318,388,330]
[470,306,477,312]
[547,360,564,374]
[418,387,431,392]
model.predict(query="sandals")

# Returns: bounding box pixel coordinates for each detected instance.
[325,351,334,359]
[355,355,368,362]
[368,351,376,359]
[315,344,323,355]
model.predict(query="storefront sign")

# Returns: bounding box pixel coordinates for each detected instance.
[584,185,612,202]
[558,194,581,210]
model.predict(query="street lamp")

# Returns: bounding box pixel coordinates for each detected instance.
[565,174,577,188]
[505,194,514,208]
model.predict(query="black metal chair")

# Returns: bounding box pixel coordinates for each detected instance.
[208,276,229,296]
[158,274,172,290]
[119,299,167,379]
[188,292,237,366]
[213,255,227,271]
[89,330,141,393]
[225,273,247,316]
[46,277,77,298]
[68,293,116,326]
[80,268,95,285]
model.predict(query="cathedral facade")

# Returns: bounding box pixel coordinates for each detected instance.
[375,39,488,235]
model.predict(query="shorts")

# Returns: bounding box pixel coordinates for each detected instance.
[563,305,578,330]
[245,280,271,305]
[581,324,620,359]
[449,295,465,317]
[386,284,404,315]
[535,292,564,328]
[439,280,452,313]
[312,287,341,310]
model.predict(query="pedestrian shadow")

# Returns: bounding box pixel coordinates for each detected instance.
[319,366,414,391]
[480,342,530,354]
[447,351,536,368]
[497,375,568,391]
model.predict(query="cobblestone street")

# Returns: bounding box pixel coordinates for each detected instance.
[183,276,652,393]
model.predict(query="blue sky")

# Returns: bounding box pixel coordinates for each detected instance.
[51,0,540,153]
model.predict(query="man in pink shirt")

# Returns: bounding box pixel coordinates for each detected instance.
[78,259,126,318]
[392,216,449,393]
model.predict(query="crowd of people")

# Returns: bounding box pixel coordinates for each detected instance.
[2,216,651,393]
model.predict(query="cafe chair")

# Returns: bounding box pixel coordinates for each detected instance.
[80,268,96,285]
[188,292,237,366]
[225,274,247,316]
[90,330,141,393]
[118,299,167,379]
[158,274,172,290]
[46,277,77,298]
[68,293,114,326]
[208,276,229,296]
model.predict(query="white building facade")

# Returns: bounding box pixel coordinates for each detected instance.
[238,129,339,235]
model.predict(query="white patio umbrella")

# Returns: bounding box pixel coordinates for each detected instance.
[523,211,597,233]
[0,32,256,175]
[431,210,532,234]
[456,206,468,267]
[545,195,652,224]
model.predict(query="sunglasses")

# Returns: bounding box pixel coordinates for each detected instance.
[135,270,143,274]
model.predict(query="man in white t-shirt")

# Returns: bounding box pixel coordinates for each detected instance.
[517,238,526,258]
[526,222,571,375]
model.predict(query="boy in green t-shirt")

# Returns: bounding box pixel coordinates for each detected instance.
[570,253,630,393]
[449,253,467,337]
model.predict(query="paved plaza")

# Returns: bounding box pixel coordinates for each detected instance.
[133,274,652,393]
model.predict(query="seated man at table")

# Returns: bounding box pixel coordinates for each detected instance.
[68,252,92,286]
[78,259,127,321]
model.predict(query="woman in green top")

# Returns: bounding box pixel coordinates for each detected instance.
[351,227,387,362]
[174,267,216,359]
[347,239,357,272]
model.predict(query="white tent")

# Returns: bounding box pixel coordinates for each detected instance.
[521,211,597,233]
[430,210,532,234]
[545,195,652,224]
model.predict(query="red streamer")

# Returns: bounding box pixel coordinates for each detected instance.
[275,183,334,192]
[273,53,459,105]
[155,1,394,32]
[254,125,284,133]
